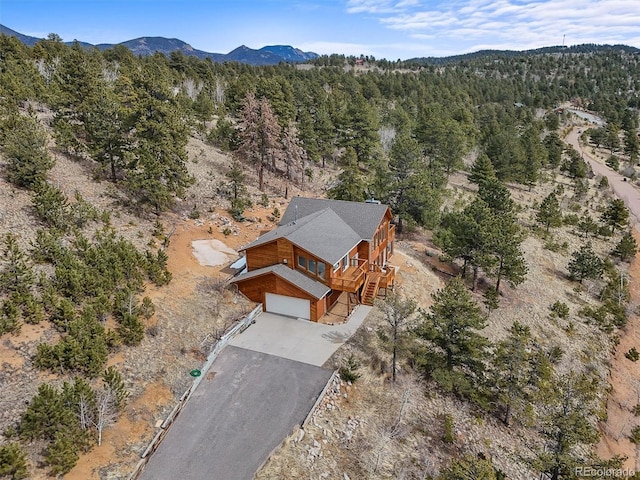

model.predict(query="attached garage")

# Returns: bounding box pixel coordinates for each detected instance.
[232,264,331,322]
[265,293,311,320]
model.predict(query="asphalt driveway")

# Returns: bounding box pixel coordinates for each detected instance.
[139,345,334,480]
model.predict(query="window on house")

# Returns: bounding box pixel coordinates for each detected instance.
[298,255,307,269]
[308,259,316,275]
[342,255,348,271]
[317,262,326,280]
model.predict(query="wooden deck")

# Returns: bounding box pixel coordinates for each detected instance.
[329,263,367,293]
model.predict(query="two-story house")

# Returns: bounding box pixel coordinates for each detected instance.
[232,197,396,322]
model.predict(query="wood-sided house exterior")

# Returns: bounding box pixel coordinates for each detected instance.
[232,197,396,322]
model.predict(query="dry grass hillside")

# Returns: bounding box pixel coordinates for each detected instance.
[1,109,638,479]
[0,108,339,478]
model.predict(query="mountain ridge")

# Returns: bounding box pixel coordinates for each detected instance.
[2,24,639,66]
[0,24,318,66]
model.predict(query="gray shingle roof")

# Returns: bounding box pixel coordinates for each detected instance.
[286,209,360,265]
[241,208,361,265]
[232,264,330,299]
[280,197,390,240]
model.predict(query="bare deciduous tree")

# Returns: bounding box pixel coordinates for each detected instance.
[93,389,118,446]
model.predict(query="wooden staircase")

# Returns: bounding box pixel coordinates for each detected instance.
[361,273,381,306]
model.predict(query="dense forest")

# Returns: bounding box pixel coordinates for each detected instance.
[1,33,640,478]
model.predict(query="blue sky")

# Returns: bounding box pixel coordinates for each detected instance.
[1,0,639,60]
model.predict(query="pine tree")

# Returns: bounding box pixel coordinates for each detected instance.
[535,371,601,480]
[485,213,528,293]
[544,132,564,168]
[102,366,129,411]
[536,192,563,232]
[0,233,34,296]
[20,384,75,441]
[417,278,490,403]
[125,63,194,211]
[612,231,638,261]
[490,322,538,426]
[339,92,380,166]
[238,91,282,191]
[577,213,598,238]
[468,154,496,187]
[328,147,366,202]
[478,177,514,215]
[2,114,55,189]
[0,443,28,479]
[84,82,132,182]
[438,454,497,480]
[436,198,493,285]
[45,431,79,476]
[32,181,70,230]
[380,132,441,231]
[225,159,250,218]
[601,198,629,234]
[519,125,546,189]
[567,243,604,283]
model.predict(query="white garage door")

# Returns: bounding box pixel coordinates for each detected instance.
[265,293,311,320]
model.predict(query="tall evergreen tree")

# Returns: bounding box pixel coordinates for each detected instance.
[601,198,629,234]
[126,63,193,211]
[534,372,601,480]
[486,213,528,293]
[380,133,441,231]
[490,322,542,426]
[567,243,604,283]
[2,114,55,189]
[339,92,380,166]
[612,231,638,261]
[84,81,132,182]
[468,154,496,187]
[536,192,563,232]
[238,91,282,191]
[417,278,490,403]
[328,147,366,202]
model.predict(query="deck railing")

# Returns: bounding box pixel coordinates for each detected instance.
[330,259,368,292]
[371,263,396,289]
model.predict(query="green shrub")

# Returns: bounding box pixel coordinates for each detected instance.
[630,425,640,443]
[599,176,609,189]
[562,213,580,226]
[626,347,640,362]
[550,301,570,319]
[338,355,361,383]
[606,155,620,171]
[0,443,28,479]
[442,414,456,444]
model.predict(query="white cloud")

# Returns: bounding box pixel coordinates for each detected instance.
[345,0,640,56]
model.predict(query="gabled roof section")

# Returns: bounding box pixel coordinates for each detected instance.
[241,208,361,265]
[232,264,330,299]
[280,197,390,240]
